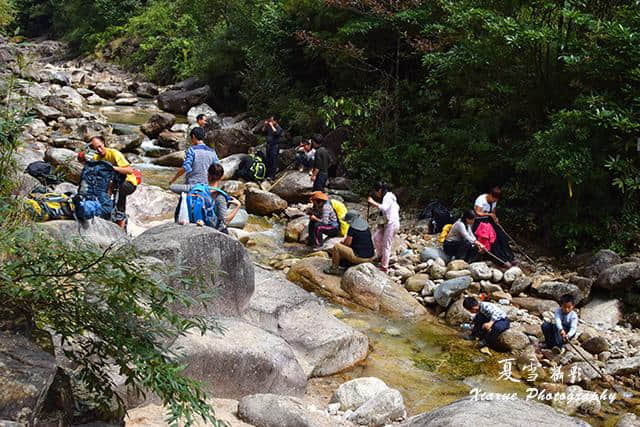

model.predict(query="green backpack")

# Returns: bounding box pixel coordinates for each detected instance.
[249,155,266,181]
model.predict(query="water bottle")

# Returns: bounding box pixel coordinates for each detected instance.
[461,323,472,330]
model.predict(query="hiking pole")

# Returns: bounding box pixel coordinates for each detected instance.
[483,249,508,266]
[495,223,536,265]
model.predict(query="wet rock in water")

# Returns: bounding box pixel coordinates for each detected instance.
[580,298,622,330]
[205,128,258,158]
[187,103,217,124]
[434,276,472,308]
[44,147,83,183]
[132,223,254,317]
[347,388,405,427]
[496,329,529,352]
[400,397,590,427]
[596,262,640,291]
[285,216,309,243]
[511,297,559,316]
[219,153,245,180]
[238,394,343,427]
[533,281,585,304]
[93,82,124,98]
[419,247,451,264]
[245,188,288,216]
[114,96,137,106]
[132,81,159,98]
[37,218,128,249]
[140,112,176,138]
[157,85,210,115]
[33,103,62,121]
[156,130,184,150]
[331,377,390,411]
[502,266,523,284]
[245,267,368,377]
[578,249,621,278]
[510,276,532,296]
[469,262,492,281]
[287,257,357,307]
[582,336,609,354]
[172,318,307,399]
[445,297,473,326]
[405,274,430,293]
[270,171,315,204]
[152,150,185,167]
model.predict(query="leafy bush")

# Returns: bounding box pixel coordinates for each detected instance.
[0,0,15,31]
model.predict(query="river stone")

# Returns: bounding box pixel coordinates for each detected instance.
[580,298,622,330]
[114,96,138,106]
[342,263,428,318]
[287,257,350,304]
[434,276,472,308]
[447,259,469,271]
[152,150,185,167]
[219,153,245,180]
[140,112,176,138]
[93,82,124,98]
[24,82,51,99]
[330,377,390,411]
[127,399,251,427]
[220,180,246,199]
[37,218,128,249]
[132,223,254,317]
[469,262,492,281]
[419,247,451,264]
[445,297,473,326]
[133,82,159,98]
[534,281,585,304]
[552,386,601,416]
[228,208,249,229]
[238,394,343,427]
[205,128,258,158]
[0,331,58,424]
[348,388,405,427]
[285,216,310,243]
[503,266,523,284]
[405,274,430,293]
[444,269,472,279]
[429,262,447,280]
[270,171,315,204]
[617,414,640,427]
[33,103,62,120]
[421,280,437,297]
[605,356,640,376]
[127,184,177,224]
[244,267,368,377]
[14,172,41,196]
[187,103,217,124]
[582,336,609,354]
[511,297,559,316]
[43,147,82,183]
[172,318,306,399]
[399,397,590,427]
[86,94,106,105]
[42,69,71,86]
[510,276,532,296]
[491,268,503,283]
[56,85,84,106]
[24,118,48,138]
[170,76,206,91]
[156,130,184,150]
[578,249,621,278]
[496,330,529,352]
[157,85,210,115]
[245,188,288,216]
[596,262,640,291]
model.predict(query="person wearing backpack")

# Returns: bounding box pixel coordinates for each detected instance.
[235,151,266,182]
[367,181,400,273]
[473,186,515,267]
[89,136,138,229]
[170,127,219,186]
[307,191,340,249]
[444,210,487,262]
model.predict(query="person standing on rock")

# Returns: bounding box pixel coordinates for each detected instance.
[324,211,375,275]
[463,296,510,350]
[186,114,208,147]
[541,294,578,350]
[307,191,340,249]
[264,116,283,180]
[367,181,400,273]
[444,210,487,262]
[169,127,219,186]
[473,186,515,267]
[311,136,330,191]
[88,136,138,229]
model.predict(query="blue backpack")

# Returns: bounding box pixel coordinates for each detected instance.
[74,160,117,221]
[185,184,231,228]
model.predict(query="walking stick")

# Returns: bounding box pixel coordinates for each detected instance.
[495,222,536,265]
[483,249,508,267]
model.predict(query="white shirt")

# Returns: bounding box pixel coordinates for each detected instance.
[379,192,400,226]
[446,219,476,244]
[475,194,497,214]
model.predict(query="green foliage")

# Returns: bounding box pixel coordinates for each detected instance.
[0,0,15,31]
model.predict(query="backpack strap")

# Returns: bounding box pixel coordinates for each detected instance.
[210,187,231,202]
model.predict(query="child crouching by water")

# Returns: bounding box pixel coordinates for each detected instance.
[541,294,578,350]
[463,296,510,350]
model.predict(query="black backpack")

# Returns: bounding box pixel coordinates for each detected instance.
[25,161,61,187]
[419,200,453,234]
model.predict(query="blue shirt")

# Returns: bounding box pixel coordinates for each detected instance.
[183,143,219,185]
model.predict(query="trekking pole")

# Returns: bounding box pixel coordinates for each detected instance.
[483,249,508,266]
[495,223,536,265]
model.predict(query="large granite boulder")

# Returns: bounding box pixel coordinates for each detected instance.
[580,298,622,330]
[44,147,83,184]
[157,85,210,115]
[578,249,621,278]
[533,281,586,304]
[596,262,640,291]
[37,218,127,249]
[44,96,82,118]
[270,171,315,204]
[93,82,124,99]
[140,113,176,138]
[172,319,306,399]
[220,154,245,180]
[132,223,254,317]
[152,151,185,167]
[285,216,309,243]
[238,394,347,427]
[330,377,389,411]
[245,188,288,216]
[127,184,178,225]
[511,297,559,315]
[347,389,405,427]
[287,257,351,306]
[205,128,257,158]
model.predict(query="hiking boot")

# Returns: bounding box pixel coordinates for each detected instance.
[323,266,342,276]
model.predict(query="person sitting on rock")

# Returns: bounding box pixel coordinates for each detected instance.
[311,136,331,191]
[473,186,515,267]
[206,163,241,233]
[444,210,487,262]
[294,139,315,172]
[541,294,578,351]
[325,211,375,275]
[89,136,138,229]
[169,127,219,186]
[463,296,510,350]
[307,191,339,249]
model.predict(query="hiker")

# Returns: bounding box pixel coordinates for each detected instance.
[311,136,331,191]
[473,186,515,266]
[89,136,138,229]
[294,139,315,172]
[235,151,266,182]
[541,294,578,350]
[367,182,399,273]
[307,191,339,249]
[324,210,375,275]
[264,116,283,180]
[169,127,219,186]
[186,114,208,146]
[463,296,510,350]
[444,210,487,262]
[205,163,241,233]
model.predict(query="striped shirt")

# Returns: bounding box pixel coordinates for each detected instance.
[478,302,507,321]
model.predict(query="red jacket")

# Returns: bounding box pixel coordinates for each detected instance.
[475,222,496,251]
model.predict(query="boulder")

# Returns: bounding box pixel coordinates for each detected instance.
[605,356,640,376]
[157,85,210,115]
[86,94,106,105]
[580,298,622,330]
[578,249,621,278]
[341,263,429,318]
[434,276,472,308]
[56,85,84,106]
[37,218,127,249]
[152,151,185,167]
[127,184,178,224]
[245,188,288,216]
[447,259,469,271]
[496,330,529,352]
[33,104,62,120]
[287,257,350,305]
[444,269,472,279]
[399,397,590,427]
[172,318,306,399]
[285,216,309,243]
[44,147,83,183]
[270,171,315,204]
[469,262,492,281]
[107,134,142,153]
[429,262,447,280]
[59,118,111,141]
[330,378,389,411]
[533,281,585,304]
[596,262,640,290]
[238,394,344,427]
[582,336,609,355]
[502,266,523,284]
[42,69,70,86]
[445,297,473,326]
[24,118,48,138]
[187,103,217,124]
[328,177,352,190]
[13,172,41,196]
[115,97,138,106]
[170,76,206,91]
[511,297,559,316]
[205,128,258,158]
[244,267,368,377]
[229,208,249,229]
[220,180,246,200]
[23,83,51,100]
[420,280,437,297]
[491,268,503,283]
[126,399,251,427]
[219,154,245,180]
[133,82,159,98]
[552,385,601,416]
[617,414,640,427]
[140,113,177,138]
[132,223,254,317]
[510,276,532,296]
[347,389,405,427]
[405,274,430,293]
[93,82,124,98]
[156,130,184,150]
[419,247,451,264]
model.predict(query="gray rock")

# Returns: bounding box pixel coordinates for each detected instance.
[617,413,640,427]
[206,128,258,158]
[219,154,246,180]
[36,218,128,249]
[399,397,590,427]
[582,336,609,354]
[53,182,77,194]
[605,356,640,376]
[434,276,472,308]
[502,266,523,284]
[405,274,430,292]
[24,118,48,138]
[132,223,254,317]
[114,97,137,106]
[270,171,315,204]
[496,330,529,352]
[56,85,85,106]
[511,297,559,316]
[580,298,622,330]
[347,389,405,427]
[43,148,81,184]
[132,82,159,98]
[157,85,210,115]
[285,216,309,243]
[156,130,185,150]
[238,394,346,427]
[187,103,217,124]
[127,184,177,224]
[151,150,185,167]
[13,172,41,196]
[140,113,177,138]
[33,104,62,120]
[445,297,473,326]
[331,377,390,411]
[419,247,451,264]
[229,208,249,229]
[23,83,51,99]
[86,94,106,105]
[107,134,142,153]
[172,319,307,399]
[510,276,532,295]
[245,188,288,216]
[93,82,124,99]
[534,281,586,304]
[420,280,437,297]
[45,95,82,118]
[596,262,640,291]
[469,262,492,281]
[578,249,621,278]
[429,262,447,280]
